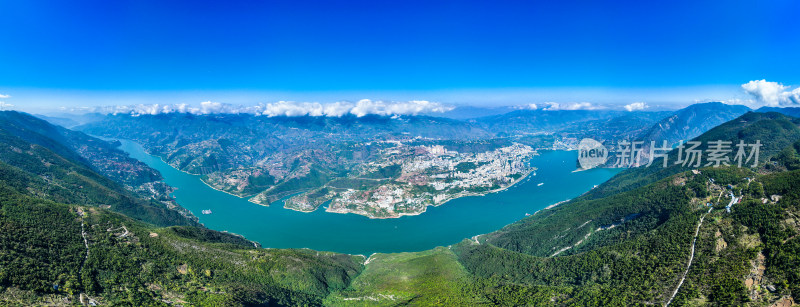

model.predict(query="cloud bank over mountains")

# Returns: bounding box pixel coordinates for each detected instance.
[623,102,648,111]
[0,93,12,110]
[11,80,798,115]
[741,80,800,107]
[91,99,454,117]
[523,102,603,111]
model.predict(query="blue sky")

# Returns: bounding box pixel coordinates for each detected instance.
[1,0,798,110]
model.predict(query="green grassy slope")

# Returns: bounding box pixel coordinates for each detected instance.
[325,247,481,306]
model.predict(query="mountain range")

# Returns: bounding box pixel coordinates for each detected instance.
[3,105,799,305]
[71,102,756,215]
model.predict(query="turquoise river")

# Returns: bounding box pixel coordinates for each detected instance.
[117,140,621,255]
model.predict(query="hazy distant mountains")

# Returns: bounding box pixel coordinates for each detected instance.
[472,101,754,144]
[430,105,520,120]
[33,112,107,128]
[475,108,674,141]
[638,102,751,145]
[476,109,627,135]
[0,111,362,306]
[5,108,800,305]
[72,101,768,208]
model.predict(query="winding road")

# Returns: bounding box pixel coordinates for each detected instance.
[665,207,712,306]
[76,208,92,305]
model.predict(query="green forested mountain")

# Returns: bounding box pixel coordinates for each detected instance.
[756,107,800,119]
[445,113,800,306]
[1,111,165,187]
[588,112,800,199]
[325,112,800,306]
[0,112,365,306]
[0,111,195,227]
[3,110,800,306]
[0,185,364,306]
[637,102,751,146]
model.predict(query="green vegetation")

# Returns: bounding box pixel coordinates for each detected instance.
[455,161,488,173]
[0,129,195,227]
[327,112,800,306]
[325,247,481,306]
[0,187,364,305]
[240,172,276,195]
[361,164,402,179]
[3,110,800,305]
[254,166,335,204]
[1,111,365,305]
[327,178,388,190]
[588,112,800,199]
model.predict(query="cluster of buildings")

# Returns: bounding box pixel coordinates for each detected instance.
[326,142,536,218]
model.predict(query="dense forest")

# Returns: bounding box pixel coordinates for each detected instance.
[0,111,197,227]
[444,113,800,306]
[1,111,799,306]
[0,112,366,305]
[328,112,800,306]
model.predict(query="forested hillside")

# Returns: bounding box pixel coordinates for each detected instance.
[445,113,800,306]
[3,110,799,306]
[0,114,365,305]
[637,102,751,146]
[326,112,800,306]
[587,112,800,199]
[0,111,195,225]
[0,186,364,305]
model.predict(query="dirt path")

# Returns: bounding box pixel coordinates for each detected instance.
[76,208,91,304]
[665,207,712,306]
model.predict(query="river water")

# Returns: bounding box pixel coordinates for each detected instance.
[117,139,620,255]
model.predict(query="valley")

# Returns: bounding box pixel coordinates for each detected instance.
[116,139,618,255]
[2,108,800,306]
[3,2,797,305]
[77,102,752,219]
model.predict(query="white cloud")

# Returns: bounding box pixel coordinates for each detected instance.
[623,102,648,111]
[0,101,13,109]
[542,102,602,111]
[92,100,453,117]
[348,99,452,117]
[0,94,10,99]
[262,101,325,117]
[741,79,800,107]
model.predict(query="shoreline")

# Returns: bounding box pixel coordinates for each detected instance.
[111,142,611,254]
[195,175,259,200]
[532,198,572,216]
[203,164,538,220]
[125,139,540,220]
[321,167,537,219]
[116,138,265,209]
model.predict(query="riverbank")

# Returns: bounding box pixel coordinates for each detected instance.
[115,139,621,255]
[322,167,539,219]
[120,138,542,220]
